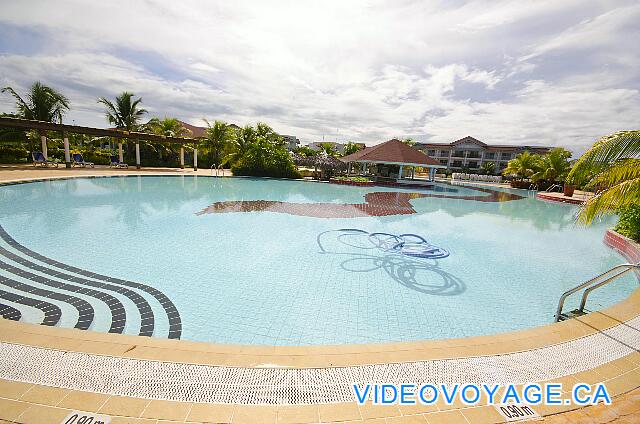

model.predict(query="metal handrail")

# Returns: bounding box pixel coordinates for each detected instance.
[211,164,224,176]
[546,184,562,193]
[554,263,640,322]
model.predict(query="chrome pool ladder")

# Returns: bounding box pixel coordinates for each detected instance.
[554,263,640,322]
[211,164,224,177]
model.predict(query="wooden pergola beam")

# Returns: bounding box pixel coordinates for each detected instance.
[0,117,200,145]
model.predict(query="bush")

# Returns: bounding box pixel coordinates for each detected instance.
[0,145,29,163]
[614,205,640,242]
[231,147,301,179]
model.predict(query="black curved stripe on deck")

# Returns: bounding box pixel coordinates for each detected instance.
[0,274,94,330]
[0,302,21,321]
[0,225,181,339]
[0,289,61,326]
[0,247,154,337]
[0,257,122,333]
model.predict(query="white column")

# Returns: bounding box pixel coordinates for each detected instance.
[118,142,124,163]
[398,165,404,181]
[40,135,48,159]
[180,147,185,169]
[63,133,70,168]
[193,146,198,171]
[135,141,141,169]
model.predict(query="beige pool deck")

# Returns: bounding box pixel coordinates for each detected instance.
[0,165,638,423]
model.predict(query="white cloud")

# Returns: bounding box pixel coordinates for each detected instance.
[0,0,638,155]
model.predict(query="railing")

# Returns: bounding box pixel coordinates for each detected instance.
[211,164,224,177]
[546,184,562,193]
[554,263,640,322]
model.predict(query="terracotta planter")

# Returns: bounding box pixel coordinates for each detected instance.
[563,184,575,197]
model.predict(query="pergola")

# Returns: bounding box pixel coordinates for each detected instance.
[0,117,202,170]
[340,138,446,182]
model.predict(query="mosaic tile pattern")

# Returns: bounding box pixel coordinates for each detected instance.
[196,185,525,218]
[0,302,21,321]
[0,224,182,339]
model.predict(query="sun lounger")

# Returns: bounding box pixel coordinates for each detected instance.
[110,155,128,168]
[32,152,58,167]
[72,153,94,168]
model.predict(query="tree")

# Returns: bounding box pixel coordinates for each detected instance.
[318,142,339,157]
[343,142,363,156]
[402,137,416,146]
[502,151,541,180]
[480,161,496,175]
[293,145,318,157]
[531,148,572,183]
[97,92,147,162]
[203,119,232,167]
[147,117,191,162]
[567,130,640,227]
[2,82,70,156]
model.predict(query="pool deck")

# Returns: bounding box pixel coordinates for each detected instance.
[0,165,638,423]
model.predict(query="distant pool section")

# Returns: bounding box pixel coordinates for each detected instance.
[0,176,636,345]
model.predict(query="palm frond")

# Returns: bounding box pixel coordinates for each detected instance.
[577,177,640,224]
[587,158,640,189]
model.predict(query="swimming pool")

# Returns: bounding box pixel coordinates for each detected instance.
[0,176,636,345]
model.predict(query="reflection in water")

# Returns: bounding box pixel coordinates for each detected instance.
[196,184,525,218]
[318,229,465,296]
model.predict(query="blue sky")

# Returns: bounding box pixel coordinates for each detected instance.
[0,0,638,155]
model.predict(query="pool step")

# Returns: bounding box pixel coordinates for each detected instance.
[557,309,588,321]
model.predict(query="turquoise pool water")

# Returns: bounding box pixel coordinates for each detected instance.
[0,176,636,345]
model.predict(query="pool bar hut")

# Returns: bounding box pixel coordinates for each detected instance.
[340,138,445,183]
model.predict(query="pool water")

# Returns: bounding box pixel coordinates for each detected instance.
[0,176,636,345]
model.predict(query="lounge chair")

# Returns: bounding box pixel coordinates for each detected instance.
[32,152,58,167]
[72,153,94,168]
[110,155,128,168]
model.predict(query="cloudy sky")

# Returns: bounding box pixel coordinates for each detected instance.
[0,0,638,154]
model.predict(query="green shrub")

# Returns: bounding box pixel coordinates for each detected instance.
[231,146,301,179]
[614,205,640,242]
[0,145,29,163]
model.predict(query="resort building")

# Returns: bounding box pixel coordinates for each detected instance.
[415,136,552,173]
[282,135,301,151]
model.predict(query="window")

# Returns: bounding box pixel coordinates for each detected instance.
[427,150,436,156]
[467,151,481,159]
[439,159,448,165]
[485,152,495,159]
[453,150,465,157]
[452,160,463,167]
[468,162,478,168]
[501,152,512,160]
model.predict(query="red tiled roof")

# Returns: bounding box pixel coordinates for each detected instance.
[341,139,442,166]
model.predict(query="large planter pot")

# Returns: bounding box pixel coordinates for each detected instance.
[563,184,575,197]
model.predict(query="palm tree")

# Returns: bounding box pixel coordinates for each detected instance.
[224,124,255,167]
[480,161,495,175]
[502,151,541,180]
[147,117,191,162]
[531,148,572,183]
[97,92,147,162]
[567,130,640,225]
[2,81,70,157]
[343,142,363,156]
[203,119,232,167]
[318,142,339,157]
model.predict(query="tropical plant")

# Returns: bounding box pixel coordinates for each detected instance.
[293,145,318,157]
[343,142,363,156]
[2,81,70,123]
[203,119,232,167]
[146,117,191,162]
[224,124,255,166]
[227,123,299,178]
[317,142,339,157]
[97,91,147,161]
[502,151,541,180]
[567,130,640,228]
[531,148,572,183]
[480,161,496,175]
[402,137,416,146]
[2,82,70,157]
